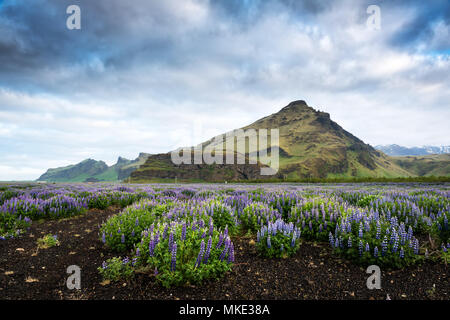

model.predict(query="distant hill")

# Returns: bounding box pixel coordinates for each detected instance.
[375,144,450,156]
[131,100,414,182]
[391,154,450,177]
[37,154,150,182]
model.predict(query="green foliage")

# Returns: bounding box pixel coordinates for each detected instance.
[98,257,135,282]
[135,221,233,288]
[0,190,21,205]
[100,200,170,252]
[37,234,60,249]
[331,215,420,269]
[0,212,31,238]
[356,194,382,208]
[289,200,341,242]
[440,245,450,265]
[268,193,299,220]
[432,211,449,243]
[240,202,280,234]
[256,220,301,258]
[207,200,237,234]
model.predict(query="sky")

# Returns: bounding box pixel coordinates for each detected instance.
[0,0,449,180]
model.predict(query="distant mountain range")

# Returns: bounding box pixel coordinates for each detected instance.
[375,144,450,156]
[37,153,150,182]
[37,101,450,182]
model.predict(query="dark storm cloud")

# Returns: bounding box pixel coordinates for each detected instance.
[385,0,450,51]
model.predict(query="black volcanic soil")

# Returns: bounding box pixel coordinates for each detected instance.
[0,208,448,300]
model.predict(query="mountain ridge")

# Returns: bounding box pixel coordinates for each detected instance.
[37,153,150,182]
[130,100,416,182]
[375,144,450,156]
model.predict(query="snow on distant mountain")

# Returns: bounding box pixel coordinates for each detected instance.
[375,144,450,157]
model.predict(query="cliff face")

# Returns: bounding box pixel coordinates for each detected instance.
[130,152,267,182]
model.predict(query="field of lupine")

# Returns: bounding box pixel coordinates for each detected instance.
[0,182,449,299]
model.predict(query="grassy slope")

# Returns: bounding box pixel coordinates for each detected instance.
[391,154,450,176]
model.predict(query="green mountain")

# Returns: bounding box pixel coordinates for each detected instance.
[37,154,150,182]
[391,154,450,176]
[130,100,416,182]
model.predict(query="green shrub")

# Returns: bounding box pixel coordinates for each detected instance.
[432,211,449,243]
[330,213,421,269]
[135,220,234,288]
[256,219,301,258]
[0,212,32,238]
[98,257,135,282]
[207,200,237,234]
[289,200,342,242]
[37,234,59,249]
[240,202,281,234]
[100,199,171,252]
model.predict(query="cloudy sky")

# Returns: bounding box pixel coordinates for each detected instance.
[0,0,449,180]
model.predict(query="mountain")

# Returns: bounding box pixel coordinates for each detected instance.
[391,154,450,176]
[375,144,450,156]
[37,154,150,182]
[118,153,151,181]
[130,100,414,182]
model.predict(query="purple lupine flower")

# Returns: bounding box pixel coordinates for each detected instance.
[224,225,229,238]
[359,240,363,256]
[102,233,106,243]
[102,261,108,270]
[228,242,235,263]
[365,242,370,253]
[168,231,174,252]
[400,248,404,259]
[413,238,419,255]
[121,234,125,243]
[374,246,379,258]
[216,232,224,248]
[381,236,388,256]
[171,242,177,272]
[209,219,214,236]
[204,236,212,264]
[220,238,230,261]
[329,232,334,247]
[267,235,271,249]
[181,223,186,241]
[149,237,155,257]
[195,240,205,267]
[136,247,140,256]
[122,257,130,265]
[376,221,381,239]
